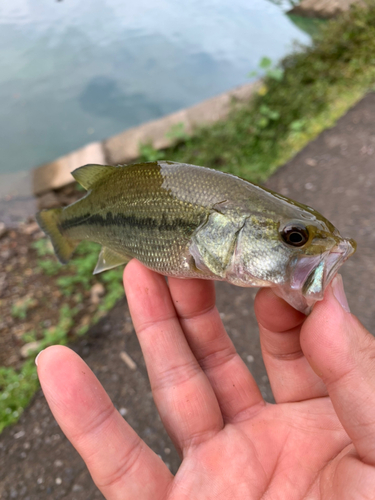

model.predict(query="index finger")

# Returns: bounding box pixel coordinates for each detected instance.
[37,346,173,500]
[301,275,375,466]
[255,288,327,403]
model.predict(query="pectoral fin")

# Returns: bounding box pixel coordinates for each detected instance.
[93,247,132,274]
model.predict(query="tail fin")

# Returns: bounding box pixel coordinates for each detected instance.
[36,208,78,264]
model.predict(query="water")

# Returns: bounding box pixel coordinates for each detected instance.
[0,0,309,177]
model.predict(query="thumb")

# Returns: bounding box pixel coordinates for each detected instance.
[301,275,375,466]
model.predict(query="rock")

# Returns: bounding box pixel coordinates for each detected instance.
[288,0,365,19]
[0,249,12,261]
[79,315,91,327]
[37,191,60,210]
[14,430,26,439]
[20,221,39,235]
[0,222,7,239]
[119,351,137,370]
[20,341,43,358]
[90,282,105,305]
[305,158,317,167]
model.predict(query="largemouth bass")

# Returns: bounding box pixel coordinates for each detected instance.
[36,161,356,313]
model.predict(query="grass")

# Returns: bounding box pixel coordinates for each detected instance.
[140,0,375,184]
[0,362,39,432]
[11,297,36,321]
[2,1,375,433]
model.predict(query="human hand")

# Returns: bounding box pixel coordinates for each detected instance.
[37,260,375,499]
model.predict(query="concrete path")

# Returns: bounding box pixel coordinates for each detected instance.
[1,92,374,500]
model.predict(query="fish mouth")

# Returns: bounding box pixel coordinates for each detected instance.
[299,238,356,300]
[272,238,356,314]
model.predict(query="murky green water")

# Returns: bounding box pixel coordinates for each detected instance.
[0,0,309,176]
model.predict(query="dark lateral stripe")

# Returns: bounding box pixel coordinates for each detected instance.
[60,211,200,233]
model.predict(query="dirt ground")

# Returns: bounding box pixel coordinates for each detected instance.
[1,92,375,499]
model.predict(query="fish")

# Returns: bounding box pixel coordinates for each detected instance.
[36,160,356,314]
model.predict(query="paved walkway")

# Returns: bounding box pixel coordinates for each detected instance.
[1,93,374,500]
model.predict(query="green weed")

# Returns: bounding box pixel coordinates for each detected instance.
[11,297,35,320]
[36,259,61,276]
[138,142,164,162]
[22,330,37,344]
[31,238,54,257]
[165,122,190,142]
[0,361,39,433]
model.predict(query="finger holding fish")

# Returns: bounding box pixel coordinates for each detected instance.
[255,287,328,403]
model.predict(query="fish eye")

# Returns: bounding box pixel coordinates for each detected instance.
[281,224,309,247]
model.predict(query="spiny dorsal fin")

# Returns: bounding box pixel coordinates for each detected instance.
[93,247,132,274]
[71,164,117,190]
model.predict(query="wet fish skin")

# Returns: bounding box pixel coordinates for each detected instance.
[36,161,356,313]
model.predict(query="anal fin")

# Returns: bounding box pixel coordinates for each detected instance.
[93,247,132,274]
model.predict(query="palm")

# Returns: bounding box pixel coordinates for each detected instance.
[171,399,351,499]
[38,261,375,500]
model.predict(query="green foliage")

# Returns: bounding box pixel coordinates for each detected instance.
[138,142,164,162]
[99,270,124,310]
[31,238,54,257]
[164,1,375,183]
[39,304,75,347]
[0,361,39,433]
[165,122,189,142]
[138,123,189,162]
[249,58,285,82]
[11,297,35,320]
[22,330,37,344]
[259,57,285,81]
[36,258,61,276]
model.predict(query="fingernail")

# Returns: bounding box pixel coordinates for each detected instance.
[35,349,44,366]
[332,274,350,313]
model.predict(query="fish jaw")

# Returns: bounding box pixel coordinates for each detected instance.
[274,237,356,314]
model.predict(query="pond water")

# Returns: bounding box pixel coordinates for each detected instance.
[0,0,309,178]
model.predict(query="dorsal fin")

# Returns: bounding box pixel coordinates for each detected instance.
[71,164,117,190]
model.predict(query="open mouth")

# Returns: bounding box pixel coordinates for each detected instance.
[268,237,356,315]
[302,238,356,299]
